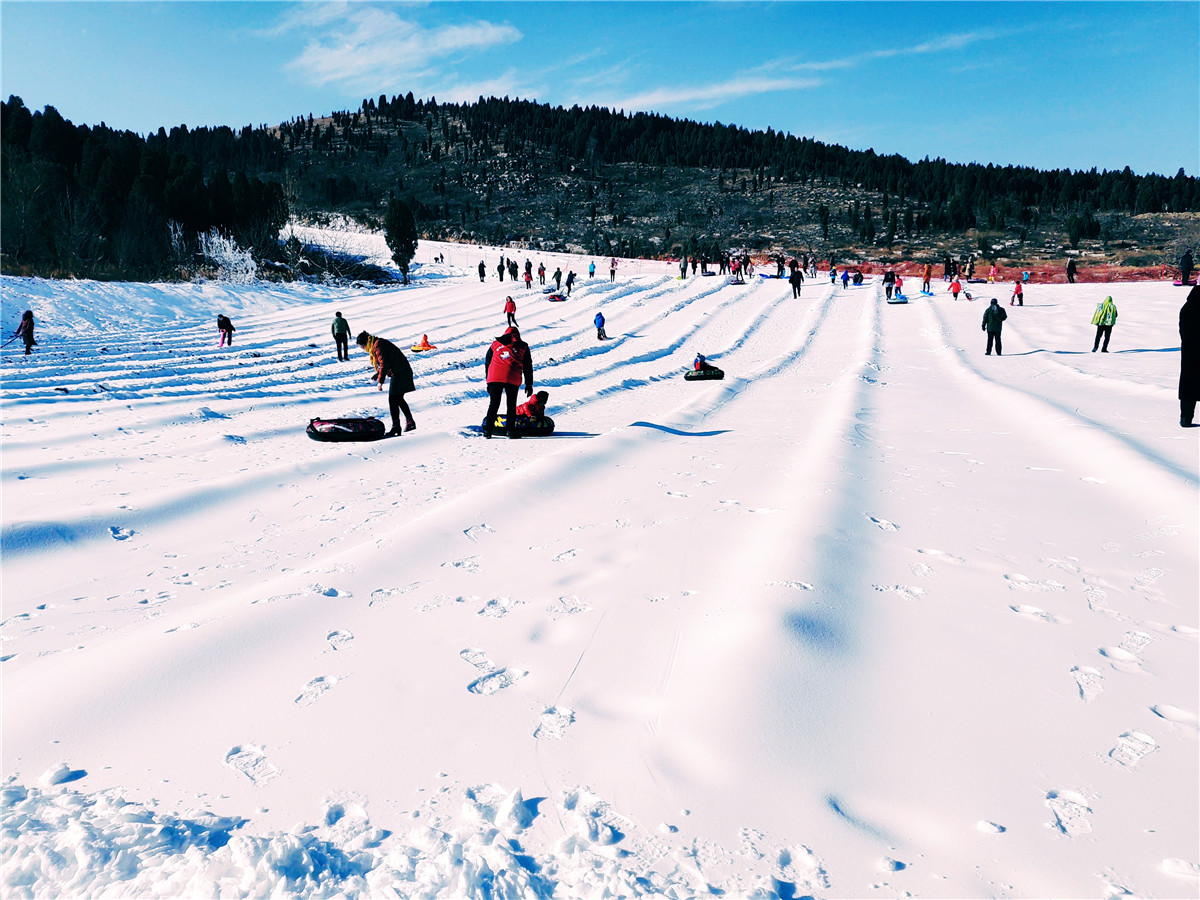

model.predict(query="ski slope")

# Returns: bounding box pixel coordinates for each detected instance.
[2,239,1197,899]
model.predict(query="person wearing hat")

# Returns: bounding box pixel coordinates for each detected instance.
[483,326,534,439]
[356,331,416,435]
[331,311,351,360]
[516,390,550,422]
[982,298,1007,355]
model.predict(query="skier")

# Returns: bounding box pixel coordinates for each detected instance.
[12,310,36,355]
[356,331,417,435]
[1091,296,1118,352]
[217,314,235,347]
[553,267,563,290]
[478,260,486,282]
[483,326,534,440]
[982,298,1007,355]
[331,311,351,361]
[504,295,517,327]
[1179,285,1200,426]
[594,310,607,340]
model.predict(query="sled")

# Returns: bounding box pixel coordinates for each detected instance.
[920,290,935,296]
[306,417,386,442]
[482,414,556,436]
[685,367,724,381]
[701,271,717,277]
[543,287,557,294]
[967,278,987,284]
[548,293,567,302]
[411,336,437,352]
[887,294,909,304]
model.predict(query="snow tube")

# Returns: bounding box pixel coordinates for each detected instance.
[919,290,935,296]
[411,335,437,351]
[548,293,567,302]
[967,278,987,283]
[887,294,909,304]
[484,414,556,436]
[307,417,386,442]
[684,367,724,381]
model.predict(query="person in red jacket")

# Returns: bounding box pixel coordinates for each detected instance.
[483,326,534,439]
[1011,280,1023,306]
[516,390,549,421]
[949,278,962,300]
[503,295,517,327]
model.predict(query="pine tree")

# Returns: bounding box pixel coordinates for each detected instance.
[384,196,418,284]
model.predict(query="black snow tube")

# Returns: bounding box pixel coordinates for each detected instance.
[484,414,557,436]
[684,368,724,381]
[307,417,387,441]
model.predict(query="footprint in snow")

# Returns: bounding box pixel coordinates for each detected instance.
[917,548,965,564]
[551,549,577,563]
[468,668,526,695]
[1108,731,1157,766]
[109,526,135,541]
[873,584,926,601]
[326,629,354,651]
[534,706,575,740]
[1010,605,1062,624]
[1150,704,1199,727]
[463,524,494,543]
[865,514,899,531]
[1005,574,1066,592]
[1070,666,1104,702]
[547,595,591,619]
[441,556,480,574]
[460,647,495,671]
[478,597,520,618]
[767,580,814,591]
[295,675,341,707]
[224,745,280,785]
[1120,631,1152,652]
[1045,789,1092,836]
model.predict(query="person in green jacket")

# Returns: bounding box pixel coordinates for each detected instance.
[983,298,1007,355]
[331,311,351,360]
[1091,296,1118,352]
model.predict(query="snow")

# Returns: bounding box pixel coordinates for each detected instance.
[2,237,1197,899]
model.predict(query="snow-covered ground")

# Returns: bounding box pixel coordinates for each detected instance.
[2,235,1197,899]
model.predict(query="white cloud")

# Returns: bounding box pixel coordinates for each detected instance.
[274,4,522,93]
[605,75,821,113]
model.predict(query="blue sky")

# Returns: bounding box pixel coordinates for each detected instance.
[2,1,1197,176]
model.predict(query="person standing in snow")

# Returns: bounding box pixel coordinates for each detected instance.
[1011,280,1023,307]
[840,269,850,290]
[553,267,563,291]
[1180,248,1194,286]
[922,263,933,293]
[588,260,596,279]
[594,310,607,340]
[883,269,896,300]
[357,331,416,436]
[504,295,518,327]
[982,298,1007,355]
[565,271,576,295]
[217,314,235,347]
[680,257,688,279]
[1091,295,1118,352]
[13,310,36,355]
[331,311,351,360]
[789,264,804,298]
[1066,257,1078,284]
[1179,285,1200,426]
[610,257,618,282]
[482,326,534,439]
[523,269,532,290]
[538,262,546,285]
[949,278,963,301]
[478,260,486,282]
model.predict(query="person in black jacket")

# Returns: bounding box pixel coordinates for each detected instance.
[1179,285,1200,426]
[1066,257,1078,284]
[13,310,36,355]
[357,331,416,435]
[1180,248,1194,286]
[982,298,1007,355]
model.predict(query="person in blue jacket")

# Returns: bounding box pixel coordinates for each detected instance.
[594,311,607,340]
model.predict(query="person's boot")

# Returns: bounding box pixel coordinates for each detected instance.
[387,422,403,436]
[405,420,416,432]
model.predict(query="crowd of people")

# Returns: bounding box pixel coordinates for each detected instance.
[8,247,1198,431]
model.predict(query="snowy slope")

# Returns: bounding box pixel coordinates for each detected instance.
[2,241,1197,899]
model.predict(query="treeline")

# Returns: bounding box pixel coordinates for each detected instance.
[1,96,287,279]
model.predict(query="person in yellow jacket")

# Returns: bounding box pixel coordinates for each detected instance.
[1091,296,1118,352]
